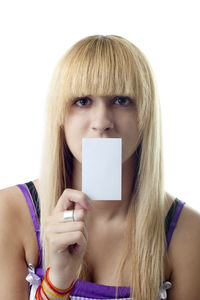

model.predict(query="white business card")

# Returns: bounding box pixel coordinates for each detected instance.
[82,138,122,200]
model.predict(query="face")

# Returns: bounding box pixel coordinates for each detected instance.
[64,95,139,164]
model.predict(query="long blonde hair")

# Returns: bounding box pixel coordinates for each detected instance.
[39,35,166,300]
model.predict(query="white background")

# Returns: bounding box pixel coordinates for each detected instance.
[0,0,199,211]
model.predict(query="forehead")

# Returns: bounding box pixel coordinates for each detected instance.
[62,41,139,103]
[78,94,119,99]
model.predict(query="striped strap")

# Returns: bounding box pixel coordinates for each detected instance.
[17,183,43,267]
[165,198,185,249]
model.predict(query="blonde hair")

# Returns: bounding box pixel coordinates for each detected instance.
[39,35,166,300]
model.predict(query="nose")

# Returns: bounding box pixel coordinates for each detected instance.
[91,103,114,134]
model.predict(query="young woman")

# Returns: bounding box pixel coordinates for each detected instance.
[0,35,200,300]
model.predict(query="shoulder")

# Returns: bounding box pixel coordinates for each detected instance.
[0,179,40,215]
[0,184,25,254]
[0,184,31,247]
[0,181,39,265]
[0,185,29,297]
[0,183,40,298]
[167,198,200,257]
[166,194,200,299]
[0,184,25,227]
[168,200,200,261]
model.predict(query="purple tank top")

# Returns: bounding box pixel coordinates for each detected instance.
[17,182,185,299]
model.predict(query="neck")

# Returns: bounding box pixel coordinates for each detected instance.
[72,154,137,222]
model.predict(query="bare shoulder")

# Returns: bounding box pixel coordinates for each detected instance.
[166,194,200,300]
[0,184,26,229]
[0,184,27,260]
[0,182,39,299]
[0,182,39,262]
[0,178,39,216]
[168,200,200,257]
[0,183,36,233]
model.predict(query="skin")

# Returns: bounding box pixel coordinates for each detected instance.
[64,95,139,221]
[0,94,200,299]
[65,95,139,164]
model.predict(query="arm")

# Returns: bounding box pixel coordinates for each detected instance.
[167,204,200,300]
[0,188,30,300]
[38,188,92,299]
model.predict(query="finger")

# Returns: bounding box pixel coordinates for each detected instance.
[51,208,87,222]
[49,231,87,253]
[47,221,88,240]
[54,189,93,213]
[46,209,88,234]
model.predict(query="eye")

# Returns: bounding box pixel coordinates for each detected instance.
[113,96,132,106]
[74,97,91,107]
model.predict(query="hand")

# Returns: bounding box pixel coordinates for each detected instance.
[44,188,92,289]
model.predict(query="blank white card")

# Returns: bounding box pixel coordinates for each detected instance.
[82,138,122,200]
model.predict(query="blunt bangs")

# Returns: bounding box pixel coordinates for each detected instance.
[61,35,141,107]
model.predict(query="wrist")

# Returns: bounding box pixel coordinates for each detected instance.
[48,267,75,290]
[35,268,75,300]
